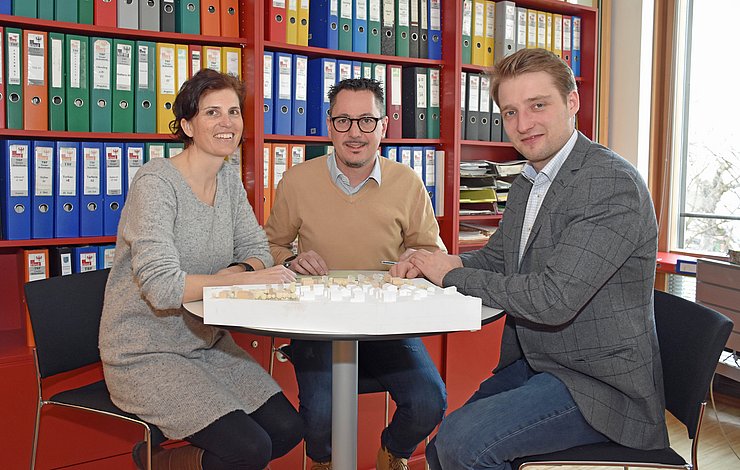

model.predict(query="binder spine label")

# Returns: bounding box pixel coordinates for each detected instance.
[264,54,273,99]
[383,1,394,26]
[34,147,53,196]
[107,149,123,196]
[206,48,220,71]
[93,40,111,90]
[117,44,133,91]
[128,148,143,187]
[398,0,409,27]
[8,32,21,85]
[322,63,335,103]
[340,0,351,19]
[430,69,439,107]
[416,73,427,108]
[138,46,150,89]
[462,1,472,37]
[28,253,46,281]
[390,66,401,106]
[370,0,380,21]
[160,47,176,95]
[61,253,72,275]
[59,148,77,196]
[296,57,307,101]
[191,50,201,76]
[10,144,29,196]
[430,0,440,29]
[479,75,490,112]
[176,47,188,90]
[468,75,480,112]
[84,148,101,195]
[52,38,63,88]
[278,55,292,100]
[27,33,45,86]
[226,50,239,77]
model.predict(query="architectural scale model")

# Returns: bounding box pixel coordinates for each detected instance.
[211,273,460,303]
[202,271,483,336]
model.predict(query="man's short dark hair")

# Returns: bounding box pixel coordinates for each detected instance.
[327,78,385,116]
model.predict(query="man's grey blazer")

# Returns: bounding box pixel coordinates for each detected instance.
[445,132,669,450]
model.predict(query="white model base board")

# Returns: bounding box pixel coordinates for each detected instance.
[203,276,482,335]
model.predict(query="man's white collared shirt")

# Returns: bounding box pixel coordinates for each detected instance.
[518,131,578,266]
[328,152,382,195]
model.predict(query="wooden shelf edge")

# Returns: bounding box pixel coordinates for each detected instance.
[264,41,444,66]
[0,14,247,45]
[0,236,116,249]
[461,140,514,148]
[264,134,442,146]
[0,129,177,141]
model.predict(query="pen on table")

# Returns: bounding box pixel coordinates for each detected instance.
[381,260,398,265]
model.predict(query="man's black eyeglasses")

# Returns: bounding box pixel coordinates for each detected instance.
[329,116,383,133]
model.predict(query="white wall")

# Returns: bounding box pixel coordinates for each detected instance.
[607,0,653,181]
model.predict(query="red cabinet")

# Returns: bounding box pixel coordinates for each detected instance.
[444,317,506,414]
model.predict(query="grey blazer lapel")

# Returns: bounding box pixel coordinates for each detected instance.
[519,133,592,265]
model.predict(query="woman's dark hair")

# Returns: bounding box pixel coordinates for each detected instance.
[169,69,246,147]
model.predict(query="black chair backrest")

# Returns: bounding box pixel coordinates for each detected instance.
[653,289,733,439]
[25,269,111,379]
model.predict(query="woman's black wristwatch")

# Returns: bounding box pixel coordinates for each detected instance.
[283,255,297,268]
[228,262,255,272]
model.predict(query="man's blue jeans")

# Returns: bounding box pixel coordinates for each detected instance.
[426,359,608,470]
[290,338,446,462]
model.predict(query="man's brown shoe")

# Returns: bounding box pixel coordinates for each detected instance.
[376,446,409,470]
[310,462,331,470]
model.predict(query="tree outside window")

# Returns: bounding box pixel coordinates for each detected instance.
[672,0,740,255]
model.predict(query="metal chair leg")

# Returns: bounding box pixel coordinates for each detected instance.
[384,391,390,428]
[143,425,152,470]
[30,401,43,470]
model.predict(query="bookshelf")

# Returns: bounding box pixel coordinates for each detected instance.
[0,0,601,468]
[0,7,255,469]
[246,0,599,254]
[449,0,598,253]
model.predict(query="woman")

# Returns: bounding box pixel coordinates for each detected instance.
[99,69,303,470]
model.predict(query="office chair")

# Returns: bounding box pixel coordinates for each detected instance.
[25,269,166,470]
[511,290,734,470]
[271,341,390,469]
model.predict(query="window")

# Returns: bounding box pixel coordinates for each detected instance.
[670,0,740,255]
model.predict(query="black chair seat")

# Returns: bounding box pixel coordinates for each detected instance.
[511,441,687,468]
[50,380,168,446]
[511,290,733,470]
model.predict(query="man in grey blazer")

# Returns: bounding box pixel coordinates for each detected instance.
[402,49,669,469]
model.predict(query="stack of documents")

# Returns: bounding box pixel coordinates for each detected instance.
[459,162,498,215]
[459,222,497,245]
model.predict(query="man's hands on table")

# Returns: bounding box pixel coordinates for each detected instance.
[406,249,464,286]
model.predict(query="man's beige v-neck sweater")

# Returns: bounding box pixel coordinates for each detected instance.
[265,155,445,270]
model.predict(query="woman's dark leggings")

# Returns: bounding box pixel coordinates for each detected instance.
[186,392,304,470]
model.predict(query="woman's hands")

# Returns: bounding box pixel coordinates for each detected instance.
[237,265,296,284]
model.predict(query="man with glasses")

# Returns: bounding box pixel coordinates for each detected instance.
[264,78,446,470]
